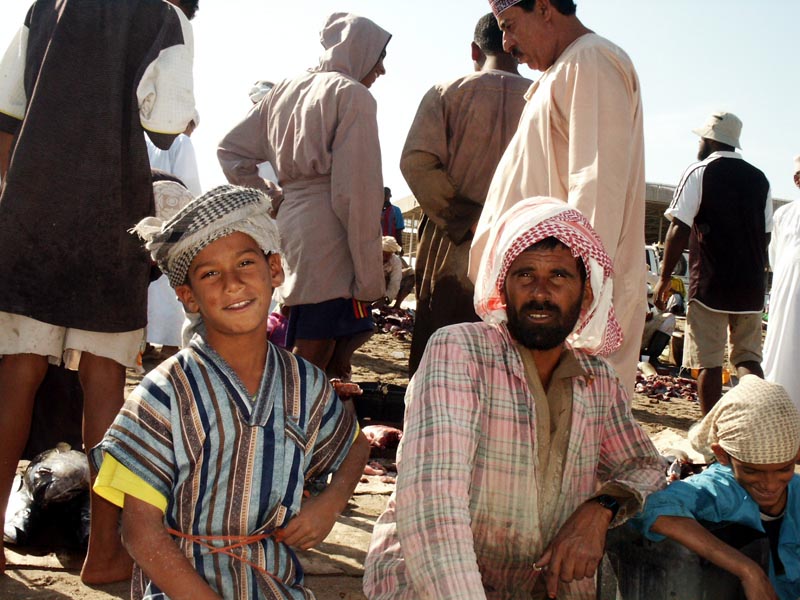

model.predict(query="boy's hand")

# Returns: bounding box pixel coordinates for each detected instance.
[276,432,369,551]
[274,495,338,550]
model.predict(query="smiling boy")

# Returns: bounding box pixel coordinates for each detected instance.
[634,376,800,600]
[92,185,369,599]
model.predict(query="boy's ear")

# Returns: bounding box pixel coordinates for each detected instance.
[710,443,731,466]
[268,253,284,288]
[175,283,200,314]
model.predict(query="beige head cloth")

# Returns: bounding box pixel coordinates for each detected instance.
[690,375,800,464]
[381,235,401,253]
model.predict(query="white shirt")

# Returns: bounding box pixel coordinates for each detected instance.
[665,151,773,232]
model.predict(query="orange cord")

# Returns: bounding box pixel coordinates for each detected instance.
[167,529,285,583]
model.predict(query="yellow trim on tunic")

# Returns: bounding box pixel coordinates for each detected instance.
[94,424,359,514]
[94,453,168,513]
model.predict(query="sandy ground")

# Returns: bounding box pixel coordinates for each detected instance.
[1,329,699,599]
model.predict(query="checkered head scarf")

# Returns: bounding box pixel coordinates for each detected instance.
[132,184,281,287]
[474,196,622,356]
[489,0,523,16]
[690,375,800,464]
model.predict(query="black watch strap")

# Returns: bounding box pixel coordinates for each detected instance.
[591,494,620,520]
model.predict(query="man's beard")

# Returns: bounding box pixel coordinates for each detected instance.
[506,298,583,351]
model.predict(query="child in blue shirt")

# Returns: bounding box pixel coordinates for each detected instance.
[634,375,800,600]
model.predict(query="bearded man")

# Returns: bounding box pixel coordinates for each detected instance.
[364,197,663,599]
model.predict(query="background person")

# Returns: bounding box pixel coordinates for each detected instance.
[402,12,530,375]
[0,0,196,581]
[219,13,390,380]
[762,155,800,409]
[381,187,405,250]
[471,0,647,396]
[655,111,771,414]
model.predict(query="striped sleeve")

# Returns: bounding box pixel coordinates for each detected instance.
[95,373,178,501]
[305,373,358,480]
[665,162,703,227]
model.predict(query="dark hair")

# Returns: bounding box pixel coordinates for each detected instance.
[517,0,577,16]
[473,13,505,56]
[384,187,391,195]
[526,236,587,283]
[179,0,199,20]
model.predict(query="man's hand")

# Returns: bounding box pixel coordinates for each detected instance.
[274,494,338,550]
[535,500,613,598]
[653,276,672,310]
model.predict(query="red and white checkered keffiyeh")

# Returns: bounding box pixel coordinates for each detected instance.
[474,197,623,356]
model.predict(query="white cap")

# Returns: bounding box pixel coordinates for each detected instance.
[692,111,742,149]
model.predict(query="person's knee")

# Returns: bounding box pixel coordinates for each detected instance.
[0,353,49,388]
[77,353,125,391]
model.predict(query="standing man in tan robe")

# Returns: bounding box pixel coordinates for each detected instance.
[471,0,646,394]
[402,13,530,374]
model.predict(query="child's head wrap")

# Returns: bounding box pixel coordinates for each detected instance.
[132,184,281,287]
[690,375,800,464]
[382,236,401,253]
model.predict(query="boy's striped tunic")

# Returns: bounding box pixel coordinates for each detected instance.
[94,335,357,599]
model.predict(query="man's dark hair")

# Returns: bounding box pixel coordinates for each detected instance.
[178,0,199,20]
[516,0,577,16]
[474,13,505,56]
[384,187,391,195]
[526,236,586,283]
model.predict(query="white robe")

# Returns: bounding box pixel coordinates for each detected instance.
[763,200,800,408]
[470,33,646,395]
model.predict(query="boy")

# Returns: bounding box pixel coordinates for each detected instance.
[92,185,369,599]
[634,375,800,600]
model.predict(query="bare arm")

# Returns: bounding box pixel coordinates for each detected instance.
[121,496,222,600]
[651,515,776,600]
[654,219,690,309]
[275,431,369,550]
[144,130,178,151]
[0,130,12,180]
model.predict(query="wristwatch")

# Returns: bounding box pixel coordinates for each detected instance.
[591,494,620,520]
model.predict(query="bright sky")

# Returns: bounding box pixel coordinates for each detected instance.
[2,1,798,200]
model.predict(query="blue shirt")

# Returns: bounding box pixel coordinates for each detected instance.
[632,463,800,600]
[381,204,404,238]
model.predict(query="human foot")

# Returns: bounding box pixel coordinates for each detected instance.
[80,546,133,585]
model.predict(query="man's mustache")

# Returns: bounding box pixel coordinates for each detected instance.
[520,301,561,316]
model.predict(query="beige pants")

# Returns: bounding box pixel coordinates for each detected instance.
[0,311,143,369]
[683,301,763,369]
